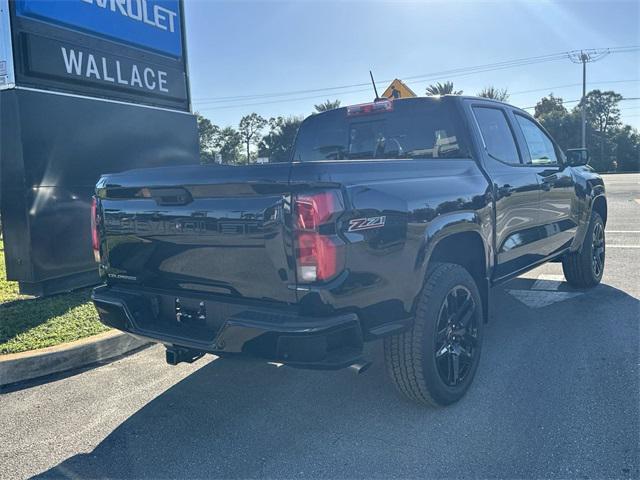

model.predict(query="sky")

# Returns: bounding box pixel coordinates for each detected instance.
[184,0,640,130]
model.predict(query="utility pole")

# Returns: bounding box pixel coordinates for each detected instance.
[568,49,610,148]
[581,53,587,148]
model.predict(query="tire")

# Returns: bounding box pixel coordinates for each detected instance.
[384,263,484,407]
[562,211,605,288]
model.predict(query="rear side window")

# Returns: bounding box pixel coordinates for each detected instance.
[514,114,558,165]
[472,107,521,165]
[293,99,470,162]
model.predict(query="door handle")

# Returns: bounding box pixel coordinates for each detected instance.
[541,174,557,191]
[498,184,513,197]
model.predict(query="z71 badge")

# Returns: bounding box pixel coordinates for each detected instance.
[348,216,386,232]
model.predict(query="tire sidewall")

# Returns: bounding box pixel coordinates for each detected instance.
[418,265,484,405]
[586,212,605,283]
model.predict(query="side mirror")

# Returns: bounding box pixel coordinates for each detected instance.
[566,148,589,167]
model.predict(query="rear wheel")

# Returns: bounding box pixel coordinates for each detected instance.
[384,263,483,407]
[562,211,605,288]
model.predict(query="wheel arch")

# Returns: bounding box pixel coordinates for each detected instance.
[418,217,491,323]
[591,194,607,226]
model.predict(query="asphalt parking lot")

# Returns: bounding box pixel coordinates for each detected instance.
[1,173,638,479]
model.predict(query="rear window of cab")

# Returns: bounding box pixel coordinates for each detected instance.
[292,98,470,162]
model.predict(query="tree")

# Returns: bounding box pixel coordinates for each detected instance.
[532,89,637,173]
[611,125,640,172]
[580,90,623,171]
[425,81,462,96]
[534,94,582,154]
[314,99,341,112]
[534,94,567,118]
[538,108,582,152]
[258,116,303,163]
[195,113,219,163]
[583,90,623,138]
[238,113,267,163]
[213,127,242,164]
[477,86,509,102]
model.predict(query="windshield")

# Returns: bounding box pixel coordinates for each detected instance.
[293,98,470,162]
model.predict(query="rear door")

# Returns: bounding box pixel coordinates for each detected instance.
[469,103,543,280]
[510,111,578,257]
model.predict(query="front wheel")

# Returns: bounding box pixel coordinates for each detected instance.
[562,211,605,288]
[384,263,484,407]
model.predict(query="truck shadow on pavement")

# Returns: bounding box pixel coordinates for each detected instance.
[35,282,640,479]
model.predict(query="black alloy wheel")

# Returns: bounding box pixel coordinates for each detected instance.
[434,286,479,387]
[591,221,605,278]
[562,211,605,288]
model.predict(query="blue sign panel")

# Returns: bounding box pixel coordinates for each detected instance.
[15,0,183,57]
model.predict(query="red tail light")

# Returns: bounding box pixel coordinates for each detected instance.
[294,191,345,283]
[91,196,100,262]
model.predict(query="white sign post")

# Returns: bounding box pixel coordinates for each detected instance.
[0,0,15,90]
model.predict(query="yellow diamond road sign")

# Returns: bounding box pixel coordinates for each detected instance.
[382,79,417,99]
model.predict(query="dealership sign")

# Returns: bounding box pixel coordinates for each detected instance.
[15,0,182,57]
[9,0,189,110]
[0,0,197,296]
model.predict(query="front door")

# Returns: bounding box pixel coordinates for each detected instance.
[510,112,577,258]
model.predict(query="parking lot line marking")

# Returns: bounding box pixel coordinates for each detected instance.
[607,245,640,248]
[606,230,640,233]
[531,280,562,291]
[508,290,582,308]
[537,274,565,280]
[532,274,565,291]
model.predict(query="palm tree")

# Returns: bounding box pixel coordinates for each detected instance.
[478,86,510,102]
[314,99,341,112]
[425,81,462,96]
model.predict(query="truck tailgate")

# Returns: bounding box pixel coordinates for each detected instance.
[97,164,296,303]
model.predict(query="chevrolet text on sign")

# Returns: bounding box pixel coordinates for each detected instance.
[15,0,183,57]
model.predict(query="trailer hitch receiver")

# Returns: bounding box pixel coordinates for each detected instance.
[166,346,205,365]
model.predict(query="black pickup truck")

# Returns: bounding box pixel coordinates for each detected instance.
[91,96,607,406]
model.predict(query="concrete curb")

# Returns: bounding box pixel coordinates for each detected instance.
[0,330,150,388]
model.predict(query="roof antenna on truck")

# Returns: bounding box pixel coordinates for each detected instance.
[369,70,381,101]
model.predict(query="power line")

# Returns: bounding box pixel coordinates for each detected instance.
[192,45,639,106]
[401,47,638,89]
[195,54,570,105]
[520,96,640,110]
[196,88,640,114]
[193,54,567,106]
[194,88,374,112]
[510,78,639,96]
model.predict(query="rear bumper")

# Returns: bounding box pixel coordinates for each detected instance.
[91,285,364,369]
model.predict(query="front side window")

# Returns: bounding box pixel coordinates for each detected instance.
[514,114,558,165]
[472,107,521,165]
